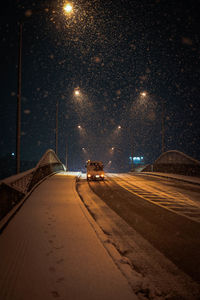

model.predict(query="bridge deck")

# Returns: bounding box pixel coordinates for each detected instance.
[0,174,135,300]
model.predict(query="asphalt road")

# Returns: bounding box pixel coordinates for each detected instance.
[87,174,200,283]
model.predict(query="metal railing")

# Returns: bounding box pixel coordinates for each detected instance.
[142,150,200,177]
[0,149,65,221]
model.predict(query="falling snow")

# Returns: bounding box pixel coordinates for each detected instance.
[0,0,200,172]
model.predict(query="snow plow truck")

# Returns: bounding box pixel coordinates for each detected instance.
[86,160,105,181]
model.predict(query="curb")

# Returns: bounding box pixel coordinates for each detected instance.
[75,180,139,299]
[135,172,200,187]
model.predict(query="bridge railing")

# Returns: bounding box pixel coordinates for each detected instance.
[142,150,200,177]
[0,149,65,221]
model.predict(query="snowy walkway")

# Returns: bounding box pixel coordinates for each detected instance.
[0,173,136,300]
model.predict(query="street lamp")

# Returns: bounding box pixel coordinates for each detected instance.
[161,98,165,153]
[74,90,80,96]
[140,91,165,153]
[55,99,59,155]
[104,160,112,170]
[65,138,68,171]
[65,125,84,171]
[63,3,73,14]
[74,87,82,98]
[111,146,123,154]
[127,124,134,171]
[16,23,22,173]
[82,147,88,154]
[16,4,75,172]
[140,91,147,97]
[56,88,82,157]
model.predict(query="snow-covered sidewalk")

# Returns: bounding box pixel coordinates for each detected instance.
[0,173,136,300]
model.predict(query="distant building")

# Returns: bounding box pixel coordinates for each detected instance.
[129,156,144,164]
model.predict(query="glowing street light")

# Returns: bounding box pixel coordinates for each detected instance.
[74,89,81,97]
[111,147,123,153]
[63,3,73,14]
[118,125,121,129]
[82,147,88,155]
[140,90,165,153]
[77,124,87,137]
[16,4,76,163]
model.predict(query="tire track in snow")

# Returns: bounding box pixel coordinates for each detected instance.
[110,174,200,223]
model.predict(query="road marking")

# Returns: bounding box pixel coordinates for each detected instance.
[109,174,200,223]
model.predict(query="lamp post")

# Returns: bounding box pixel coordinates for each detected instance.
[126,117,134,172]
[110,146,124,171]
[112,124,133,171]
[55,99,59,155]
[111,146,122,153]
[74,88,81,97]
[55,4,74,156]
[16,4,74,172]
[64,123,84,171]
[16,23,23,174]
[140,91,165,154]
[65,139,68,171]
[161,98,165,153]
[63,3,73,14]
[130,127,134,171]
[55,85,81,156]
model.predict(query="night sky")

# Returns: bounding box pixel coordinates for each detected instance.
[0,0,200,173]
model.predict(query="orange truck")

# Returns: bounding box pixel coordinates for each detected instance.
[86,160,105,181]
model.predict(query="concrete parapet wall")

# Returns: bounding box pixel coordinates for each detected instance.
[28,163,64,191]
[142,150,200,177]
[153,163,200,177]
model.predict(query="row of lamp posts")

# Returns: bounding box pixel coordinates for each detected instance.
[15,2,165,174]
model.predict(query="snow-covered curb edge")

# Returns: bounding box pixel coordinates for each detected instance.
[0,172,59,234]
[75,178,138,299]
[132,172,200,186]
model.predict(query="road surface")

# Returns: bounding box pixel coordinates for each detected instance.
[86,173,200,283]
